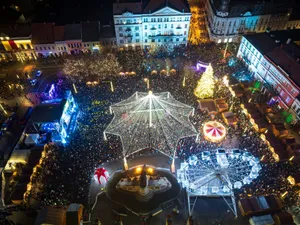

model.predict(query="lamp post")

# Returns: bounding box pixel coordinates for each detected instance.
[144,78,150,89]
[72,83,78,94]
[110,81,114,92]
[183,76,186,87]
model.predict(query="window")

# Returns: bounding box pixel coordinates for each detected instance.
[119,27,122,31]
[68,44,70,48]
[286,96,291,104]
[158,39,160,42]
[120,33,123,37]
[280,90,284,96]
[136,39,140,43]
[135,26,139,31]
[116,20,119,24]
[158,24,161,29]
[185,24,188,28]
[136,33,139,36]
[27,44,31,49]
[176,38,179,42]
[144,18,148,22]
[165,24,167,28]
[171,24,174,28]
[64,47,66,50]
[87,44,89,47]
[52,46,55,50]
[145,39,148,43]
[48,47,51,50]
[145,25,147,30]
[164,39,167,42]
[120,40,124,44]
[152,39,155,43]
[145,32,147,36]
[40,47,42,50]
[184,31,187,35]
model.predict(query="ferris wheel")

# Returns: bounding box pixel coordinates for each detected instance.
[177,149,261,217]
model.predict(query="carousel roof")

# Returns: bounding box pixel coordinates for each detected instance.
[203,121,226,142]
[104,91,197,157]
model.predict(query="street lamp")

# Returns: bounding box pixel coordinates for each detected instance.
[72,83,78,94]
[144,78,150,89]
[0,104,7,115]
[182,76,186,87]
[110,81,114,92]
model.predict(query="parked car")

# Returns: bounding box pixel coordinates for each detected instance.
[19,107,33,125]
[1,118,12,131]
[36,70,42,77]
[30,79,38,86]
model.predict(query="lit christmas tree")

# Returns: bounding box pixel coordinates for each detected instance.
[194,63,215,99]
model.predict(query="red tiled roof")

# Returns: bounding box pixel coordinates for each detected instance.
[54,25,65,42]
[31,23,55,44]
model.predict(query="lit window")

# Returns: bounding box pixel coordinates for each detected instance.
[218,39,222,43]
[229,38,232,42]
[224,39,228,43]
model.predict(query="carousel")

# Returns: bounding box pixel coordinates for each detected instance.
[202,121,226,142]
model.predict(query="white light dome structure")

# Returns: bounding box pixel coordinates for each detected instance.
[177,149,261,217]
[104,91,197,158]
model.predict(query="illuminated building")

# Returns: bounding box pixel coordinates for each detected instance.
[237,30,300,120]
[32,23,69,58]
[0,24,37,62]
[113,0,191,50]
[32,22,108,57]
[204,0,294,43]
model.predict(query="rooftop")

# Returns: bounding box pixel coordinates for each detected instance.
[113,2,143,15]
[143,0,190,13]
[31,99,66,123]
[81,21,100,42]
[64,23,81,40]
[210,0,292,17]
[244,31,300,88]
[99,24,116,39]
[31,23,55,44]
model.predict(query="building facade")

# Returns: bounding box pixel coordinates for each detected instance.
[237,31,300,120]
[0,31,37,62]
[205,0,294,43]
[113,0,191,50]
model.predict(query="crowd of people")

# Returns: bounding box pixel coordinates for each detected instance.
[21,45,300,219]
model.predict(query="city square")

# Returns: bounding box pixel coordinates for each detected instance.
[0,0,300,225]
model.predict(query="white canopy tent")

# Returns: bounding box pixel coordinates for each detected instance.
[104,91,197,161]
[24,134,39,145]
[5,150,31,172]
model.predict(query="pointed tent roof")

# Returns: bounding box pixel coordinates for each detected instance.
[104,91,197,157]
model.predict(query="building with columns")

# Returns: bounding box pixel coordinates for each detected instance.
[113,0,191,50]
[205,0,294,43]
[237,30,300,121]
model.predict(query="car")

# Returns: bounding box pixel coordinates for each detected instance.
[30,79,37,86]
[19,107,33,125]
[1,118,12,131]
[36,70,42,77]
